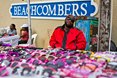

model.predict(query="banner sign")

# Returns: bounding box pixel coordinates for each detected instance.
[9,0,98,19]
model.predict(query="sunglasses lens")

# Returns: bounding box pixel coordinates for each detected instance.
[6,56,12,62]
[12,67,20,74]
[55,61,64,68]
[39,55,46,62]
[11,53,18,57]
[33,60,39,66]
[25,54,31,60]
[112,73,117,77]
[14,57,20,61]
[11,62,18,68]
[50,53,55,56]
[56,54,61,58]
[97,75,110,78]
[21,67,31,76]
[1,60,10,67]
[66,59,73,65]
[34,53,40,58]
[66,17,74,22]
[43,68,52,77]
[21,63,29,67]
[80,66,92,74]
[86,63,97,71]
[48,56,55,61]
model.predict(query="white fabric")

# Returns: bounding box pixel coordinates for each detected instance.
[21,24,29,28]
[0,35,20,46]
[31,34,38,46]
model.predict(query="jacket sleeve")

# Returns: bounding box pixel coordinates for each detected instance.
[49,29,57,48]
[76,31,86,50]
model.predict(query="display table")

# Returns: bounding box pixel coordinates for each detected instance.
[0,47,117,78]
[0,35,19,46]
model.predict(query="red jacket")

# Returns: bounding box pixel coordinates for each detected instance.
[49,26,86,50]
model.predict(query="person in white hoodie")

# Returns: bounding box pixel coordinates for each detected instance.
[7,24,17,36]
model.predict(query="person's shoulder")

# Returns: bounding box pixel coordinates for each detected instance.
[72,27,84,34]
[55,26,62,30]
[73,27,81,31]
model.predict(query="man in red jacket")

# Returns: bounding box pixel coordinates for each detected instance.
[49,15,86,50]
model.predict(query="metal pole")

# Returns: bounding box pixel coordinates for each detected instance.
[27,0,32,45]
[109,0,113,51]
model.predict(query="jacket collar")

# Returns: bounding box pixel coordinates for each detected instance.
[61,24,74,29]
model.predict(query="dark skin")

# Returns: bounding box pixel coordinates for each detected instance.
[64,15,75,32]
[10,24,16,30]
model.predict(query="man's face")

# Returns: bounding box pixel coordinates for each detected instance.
[65,15,74,28]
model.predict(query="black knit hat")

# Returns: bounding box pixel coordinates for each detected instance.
[66,15,75,23]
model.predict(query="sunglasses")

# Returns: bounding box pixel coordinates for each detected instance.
[54,58,66,68]
[96,74,111,78]
[1,59,10,67]
[27,58,41,66]
[12,63,34,76]
[0,66,9,76]
[25,54,32,60]
[33,65,44,75]
[39,54,57,63]
[12,66,20,75]
[45,63,58,71]
[20,54,32,60]
[55,51,69,58]
[10,61,19,68]
[13,57,21,62]
[55,53,64,58]
[32,59,40,66]
[105,51,117,56]
[91,55,110,63]
[76,61,98,76]
[10,61,24,68]
[98,68,117,78]
[0,54,6,60]
[42,66,57,77]
[49,52,56,56]
[65,56,80,65]
[106,62,117,71]
[112,73,117,78]
[21,67,32,76]
[59,68,84,78]
[66,17,74,22]
[8,51,19,57]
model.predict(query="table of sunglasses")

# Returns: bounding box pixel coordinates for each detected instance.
[0,45,117,78]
